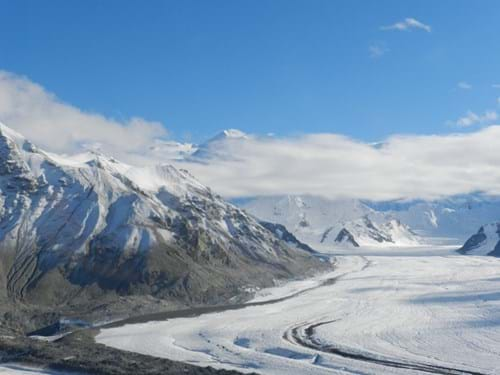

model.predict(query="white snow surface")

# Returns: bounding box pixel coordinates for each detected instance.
[97,246,500,374]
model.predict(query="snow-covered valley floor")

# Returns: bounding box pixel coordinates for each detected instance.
[97,247,500,374]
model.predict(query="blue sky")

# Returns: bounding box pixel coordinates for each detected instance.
[1,0,500,143]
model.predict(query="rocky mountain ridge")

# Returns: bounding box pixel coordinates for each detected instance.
[0,123,325,315]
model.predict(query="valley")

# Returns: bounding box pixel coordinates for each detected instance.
[1,123,500,375]
[2,4,500,374]
[97,247,500,375]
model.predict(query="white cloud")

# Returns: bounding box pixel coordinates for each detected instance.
[3,70,500,202]
[174,127,500,201]
[0,71,167,161]
[369,43,389,58]
[455,110,498,127]
[492,84,500,89]
[381,18,431,33]
[457,81,472,90]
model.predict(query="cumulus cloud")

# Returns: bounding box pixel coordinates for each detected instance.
[2,70,500,202]
[175,127,500,201]
[381,18,431,33]
[457,81,472,90]
[0,71,167,160]
[455,110,497,127]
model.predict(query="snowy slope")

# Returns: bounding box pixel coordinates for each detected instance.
[0,123,324,307]
[189,129,249,161]
[240,195,421,249]
[369,195,500,243]
[458,222,500,256]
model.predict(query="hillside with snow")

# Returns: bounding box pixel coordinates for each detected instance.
[0,123,324,311]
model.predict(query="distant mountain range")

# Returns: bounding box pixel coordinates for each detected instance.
[148,128,500,252]
[240,195,421,249]
[240,194,500,250]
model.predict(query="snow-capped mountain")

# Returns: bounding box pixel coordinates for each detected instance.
[139,128,249,163]
[458,223,500,256]
[189,129,248,161]
[320,216,420,248]
[0,123,323,307]
[368,195,500,243]
[99,127,500,250]
[239,195,421,249]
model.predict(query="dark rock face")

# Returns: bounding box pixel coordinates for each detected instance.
[259,221,316,254]
[362,216,392,243]
[458,226,487,254]
[320,227,334,244]
[458,223,500,257]
[334,228,360,247]
[489,240,500,257]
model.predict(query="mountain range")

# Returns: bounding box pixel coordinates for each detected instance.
[0,123,325,322]
[143,128,500,251]
[240,195,421,249]
[1,123,500,335]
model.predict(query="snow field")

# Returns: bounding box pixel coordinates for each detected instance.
[98,248,500,374]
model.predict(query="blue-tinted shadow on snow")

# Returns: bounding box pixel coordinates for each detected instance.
[410,291,500,304]
[264,347,314,360]
[233,337,251,348]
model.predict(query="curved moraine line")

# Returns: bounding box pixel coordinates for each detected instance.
[283,319,489,375]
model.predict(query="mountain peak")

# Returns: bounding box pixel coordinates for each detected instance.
[207,129,248,143]
[189,129,249,161]
[220,128,247,139]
